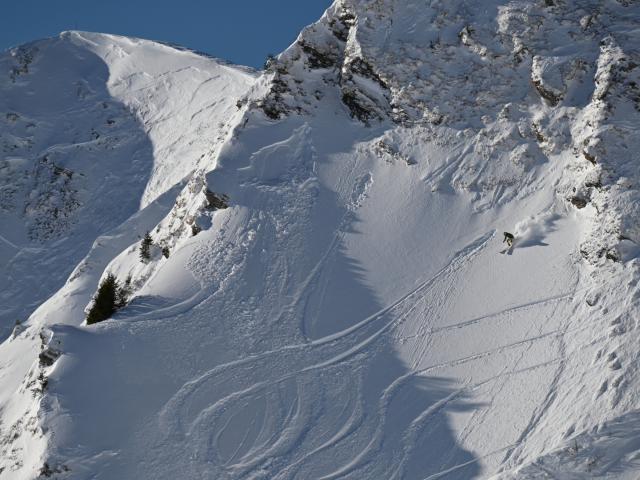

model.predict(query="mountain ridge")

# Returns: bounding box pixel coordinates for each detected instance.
[1,1,640,478]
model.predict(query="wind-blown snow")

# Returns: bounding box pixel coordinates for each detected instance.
[1,1,640,479]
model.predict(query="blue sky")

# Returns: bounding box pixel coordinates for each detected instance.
[1,0,332,68]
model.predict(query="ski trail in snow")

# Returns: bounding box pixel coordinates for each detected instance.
[189,230,493,357]
[419,444,519,480]
[423,290,579,335]
[157,232,495,476]
[164,229,495,396]
[291,228,343,339]
[405,327,579,378]
[292,168,373,339]
[271,394,365,479]
[457,284,569,452]
[6,5,633,477]
[499,278,580,469]
[0,233,19,250]
[444,266,580,473]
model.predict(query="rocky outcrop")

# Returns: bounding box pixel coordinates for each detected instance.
[252,0,640,265]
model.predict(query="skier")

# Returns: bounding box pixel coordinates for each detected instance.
[503,232,514,247]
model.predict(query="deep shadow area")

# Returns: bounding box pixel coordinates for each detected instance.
[40,82,481,479]
[198,117,482,478]
[0,35,157,339]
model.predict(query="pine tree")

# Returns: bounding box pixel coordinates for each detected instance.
[139,231,153,261]
[86,274,118,325]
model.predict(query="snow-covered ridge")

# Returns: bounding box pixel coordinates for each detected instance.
[2,1,640,478]
[0,31,255,477]
[0,31,255,336]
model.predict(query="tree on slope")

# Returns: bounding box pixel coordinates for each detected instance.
[139,231,153,262]
[86,274,118,325]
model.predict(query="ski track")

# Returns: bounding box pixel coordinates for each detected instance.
[498,293,576,470]
[401,288,580,340]
[419,444,519,480]
[0,234,22,250]
[153,229,583,478]
[294,158,367,339]
[160,230,495,429]
[4,4,638,478]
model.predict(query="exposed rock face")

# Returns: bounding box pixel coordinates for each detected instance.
[254,0,640,265]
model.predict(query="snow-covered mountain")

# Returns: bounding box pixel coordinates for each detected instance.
[1,1,640,478]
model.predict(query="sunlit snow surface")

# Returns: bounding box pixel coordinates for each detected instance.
[2,1,640,478]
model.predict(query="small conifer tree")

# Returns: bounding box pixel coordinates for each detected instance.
[86,274,118,325]
[139,231,153,261]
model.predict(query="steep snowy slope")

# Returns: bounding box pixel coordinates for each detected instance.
[2,0,640,479]
[0,31,255,339]
[0,32,255,476]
